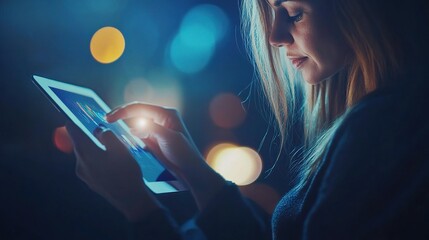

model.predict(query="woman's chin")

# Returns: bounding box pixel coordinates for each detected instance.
[302,71,333,85]
[302,75,324,85]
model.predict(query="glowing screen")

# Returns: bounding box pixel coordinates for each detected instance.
[49,87,175,182]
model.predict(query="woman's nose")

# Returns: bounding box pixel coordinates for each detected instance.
[269,15,293,48]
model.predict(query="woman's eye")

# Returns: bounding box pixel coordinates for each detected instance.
[288,12,303,23]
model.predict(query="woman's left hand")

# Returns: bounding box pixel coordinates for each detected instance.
[65,122,161,222]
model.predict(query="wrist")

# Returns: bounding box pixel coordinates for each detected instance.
[182,161,226,210]
[114,184,162,222]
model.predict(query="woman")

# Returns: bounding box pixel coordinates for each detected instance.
[66,0,429,239]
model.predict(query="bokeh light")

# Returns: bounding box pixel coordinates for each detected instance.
[206,144,262,186]
[123,72,183,112]
[182,4,229,42]
[169,4,229,73]
[239,183,281,214]
[90,26,125,64]
[53,126,73,154]
[209,93,246,129]
[206,142,237,164]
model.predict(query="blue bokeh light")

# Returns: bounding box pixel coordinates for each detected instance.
[169,4,229,74]
[181,4,229,42]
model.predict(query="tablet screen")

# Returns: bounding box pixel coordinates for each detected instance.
[33,75,185,193]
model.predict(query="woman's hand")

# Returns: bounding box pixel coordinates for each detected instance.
[106,102,226,210]
[107,103,200,180]
[66,122,161,222]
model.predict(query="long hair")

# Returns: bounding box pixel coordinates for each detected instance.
[240,0,417,189]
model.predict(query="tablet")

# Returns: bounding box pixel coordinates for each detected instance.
[33,75,186,194]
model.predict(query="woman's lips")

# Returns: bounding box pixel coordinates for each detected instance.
[289,57,308,69]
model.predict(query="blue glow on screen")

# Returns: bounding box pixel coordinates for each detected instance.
[49,86,175,182]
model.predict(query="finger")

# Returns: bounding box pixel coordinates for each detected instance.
[142,138,168,163]
[97,129,130,156]
[130,118,197,151]
[130,127,150,139]
[132,120,180,144]
[106,102,172,126]
[72,145,91,183]
[75,156,87,180]
[142,137,178,176]
[123,118,149,130]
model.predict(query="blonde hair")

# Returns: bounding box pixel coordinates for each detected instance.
[241,0,402,189]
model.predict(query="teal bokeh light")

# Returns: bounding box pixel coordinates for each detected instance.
[169,4,229,74]
[181,4,229,42]
[170,28,216,74]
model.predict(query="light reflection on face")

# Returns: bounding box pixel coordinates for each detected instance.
[268,0,350,84]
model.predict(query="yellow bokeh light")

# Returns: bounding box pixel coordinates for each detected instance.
[206,143,236,165]
[90,26,125,64]
[206,144,263,186]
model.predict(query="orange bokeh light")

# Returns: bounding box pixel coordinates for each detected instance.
[90,26,125,64]
[53,126,73,154]
[209,93,246,129]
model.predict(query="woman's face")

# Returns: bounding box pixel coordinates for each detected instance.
[268,0,349,84]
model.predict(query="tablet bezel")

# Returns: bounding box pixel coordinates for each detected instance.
[33,75,186,194]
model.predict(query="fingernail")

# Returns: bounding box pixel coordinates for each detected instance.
[93,124,108,137]
[108,106,122,116]
[104,112,115,121]
[105,113,116,123]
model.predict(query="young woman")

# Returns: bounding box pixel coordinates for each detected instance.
[66,0,429,238]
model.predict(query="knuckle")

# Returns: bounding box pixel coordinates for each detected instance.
[164,107,179,116]
[162,108,182,129]
[129,101,141,106]
[123,101,141,112]
[175,132,187,141]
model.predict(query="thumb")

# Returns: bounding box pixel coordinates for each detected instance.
[138,121,186,175]
[66,121,99,153]
[97,129,129,155]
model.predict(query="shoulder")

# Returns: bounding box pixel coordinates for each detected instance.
[321,81,429,187]
[302,81,429,238]
[331,81,427,160]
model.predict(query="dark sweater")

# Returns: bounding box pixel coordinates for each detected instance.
[273,75,429,239]
[133,73,429,239]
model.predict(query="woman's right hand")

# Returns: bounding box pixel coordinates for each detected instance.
[106,102,226,210]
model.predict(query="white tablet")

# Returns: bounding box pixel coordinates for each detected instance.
[33,75,186,194]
